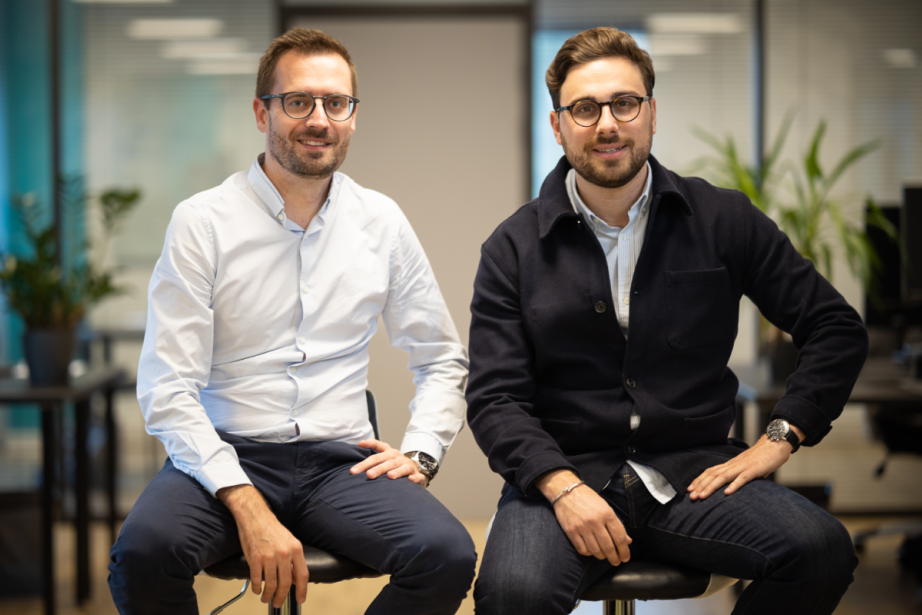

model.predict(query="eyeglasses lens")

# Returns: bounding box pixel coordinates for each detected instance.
[283,94,353,121]
[571,98,641,127]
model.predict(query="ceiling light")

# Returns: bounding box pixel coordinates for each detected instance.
[161,39,246,59]
[127,18,223,40]
[648,34,706,56]
[74,0,174,3]
[187,59,260,75]
[647,13,745,35]
[883,49,917,69]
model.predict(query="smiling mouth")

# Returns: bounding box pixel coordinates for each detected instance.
[594,144,626,153]
[299,139,329,147]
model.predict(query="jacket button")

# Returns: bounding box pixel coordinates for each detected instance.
[626,377,636,389]
[627,445,636,455]
[594,301,607,313]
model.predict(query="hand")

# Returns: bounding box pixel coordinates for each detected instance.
[217,485,308,608]
[537,470,632,566]
[351,438,430,487]
[687,429,802,500]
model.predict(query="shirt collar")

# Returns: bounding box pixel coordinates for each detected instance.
[565,161,652,232]
[247,153,341,230]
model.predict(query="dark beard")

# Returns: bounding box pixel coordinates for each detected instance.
[268,125,349,180]
[564,135,649,189]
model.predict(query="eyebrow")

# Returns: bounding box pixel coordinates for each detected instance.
[564,91,644,105]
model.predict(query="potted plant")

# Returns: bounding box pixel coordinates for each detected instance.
[693,118,897,382]
[0,176,140,386]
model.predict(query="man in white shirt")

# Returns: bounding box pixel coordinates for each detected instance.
[108,28,475,615]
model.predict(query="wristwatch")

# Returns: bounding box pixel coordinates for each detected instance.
[405,451,439,482]
[766,418,801,453]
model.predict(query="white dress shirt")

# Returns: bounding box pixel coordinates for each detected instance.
[138,155,469,496]
[566,165,677,504]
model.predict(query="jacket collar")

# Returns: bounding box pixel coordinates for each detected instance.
[537,154,693,239]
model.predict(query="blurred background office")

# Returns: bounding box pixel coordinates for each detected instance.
[1,0,921,613]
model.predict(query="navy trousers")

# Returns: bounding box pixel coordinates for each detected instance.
[108,432,476,615]
[475,464,858,615]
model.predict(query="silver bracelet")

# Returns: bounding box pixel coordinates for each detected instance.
[552,480,585,506]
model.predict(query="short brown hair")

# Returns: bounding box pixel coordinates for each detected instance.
[545,27,654,108]
[256,28,357,99]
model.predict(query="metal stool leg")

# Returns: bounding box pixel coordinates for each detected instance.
[206,580,250,615]
[267,584,300,615]
[603,599,636,615]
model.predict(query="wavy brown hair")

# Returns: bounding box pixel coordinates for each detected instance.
[545,27,654,108]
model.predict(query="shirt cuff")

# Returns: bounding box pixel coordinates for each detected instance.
[196,461,253,497]
[400,432,446,465]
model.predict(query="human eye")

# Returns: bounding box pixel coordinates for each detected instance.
[327,96,347,110]
[573,101,598,115]
[286,93,311,108]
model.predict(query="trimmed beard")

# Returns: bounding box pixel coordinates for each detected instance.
[267,120,350,180]
[562,134,650,189]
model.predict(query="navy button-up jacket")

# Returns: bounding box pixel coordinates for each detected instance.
[467,155,868,498]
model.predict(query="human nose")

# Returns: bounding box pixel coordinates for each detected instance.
[302,97,332,127]
[596,103,620,135]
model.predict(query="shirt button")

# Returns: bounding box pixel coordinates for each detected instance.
[641,206,648,215]
[623,297,630,305]
[626,377,636,389]
[627,445,636,455]
[299,336,306,344]
[293,410,299,416]
[594,301,607,313]
[292,366,298,373]
[277,213,284,221]
[302,285,309,293]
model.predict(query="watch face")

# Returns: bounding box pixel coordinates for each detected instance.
[767,419,790,442]
[415,452,438,473]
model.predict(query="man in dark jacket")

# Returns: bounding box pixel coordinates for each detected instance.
[467,27,867,615]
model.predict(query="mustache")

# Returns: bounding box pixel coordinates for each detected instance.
[292,127,337,143]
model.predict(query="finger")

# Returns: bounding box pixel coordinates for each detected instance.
[356,438,389,452]
[261,563,277,605]
[350,451,394,474]
[723,472,753,496]
[274,557,292,609]
[565,530,590,558]
[386,460,417,479]
[607,521,632,564]
[366,458,404,479]
[293,552,309,604]
[582,533,606,560]
[249,561,263,595]
[594,529,621,566]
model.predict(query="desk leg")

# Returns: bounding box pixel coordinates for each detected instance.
[105,387,117,545]
[75,399,91,604]
[41,404,57,615]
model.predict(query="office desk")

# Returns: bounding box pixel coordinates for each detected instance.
[0,367,126,615]
[735,357,922,441]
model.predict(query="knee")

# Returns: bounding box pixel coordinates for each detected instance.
[474,564,564,615]
[109,518,195,589]
[782,512,858,587]
[395,518,477,597]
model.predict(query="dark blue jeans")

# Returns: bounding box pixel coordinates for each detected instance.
[108,433,476,615]
[475,464,857,615]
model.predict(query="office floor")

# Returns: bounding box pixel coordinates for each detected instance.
[0,517,919,614]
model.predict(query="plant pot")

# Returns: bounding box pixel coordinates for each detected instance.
[22,328,76,387]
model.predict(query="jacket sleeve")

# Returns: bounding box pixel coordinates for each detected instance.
[466,243,578,497]
[739,199,869,445]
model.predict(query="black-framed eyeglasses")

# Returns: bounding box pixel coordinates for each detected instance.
[556,96,652,127]
[260,92,360,122]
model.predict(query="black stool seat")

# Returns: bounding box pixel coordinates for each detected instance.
[580,560,715,602]
[204,545,383,584]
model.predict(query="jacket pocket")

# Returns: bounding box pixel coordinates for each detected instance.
[681,407,735,443]
[664,267,735,350]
